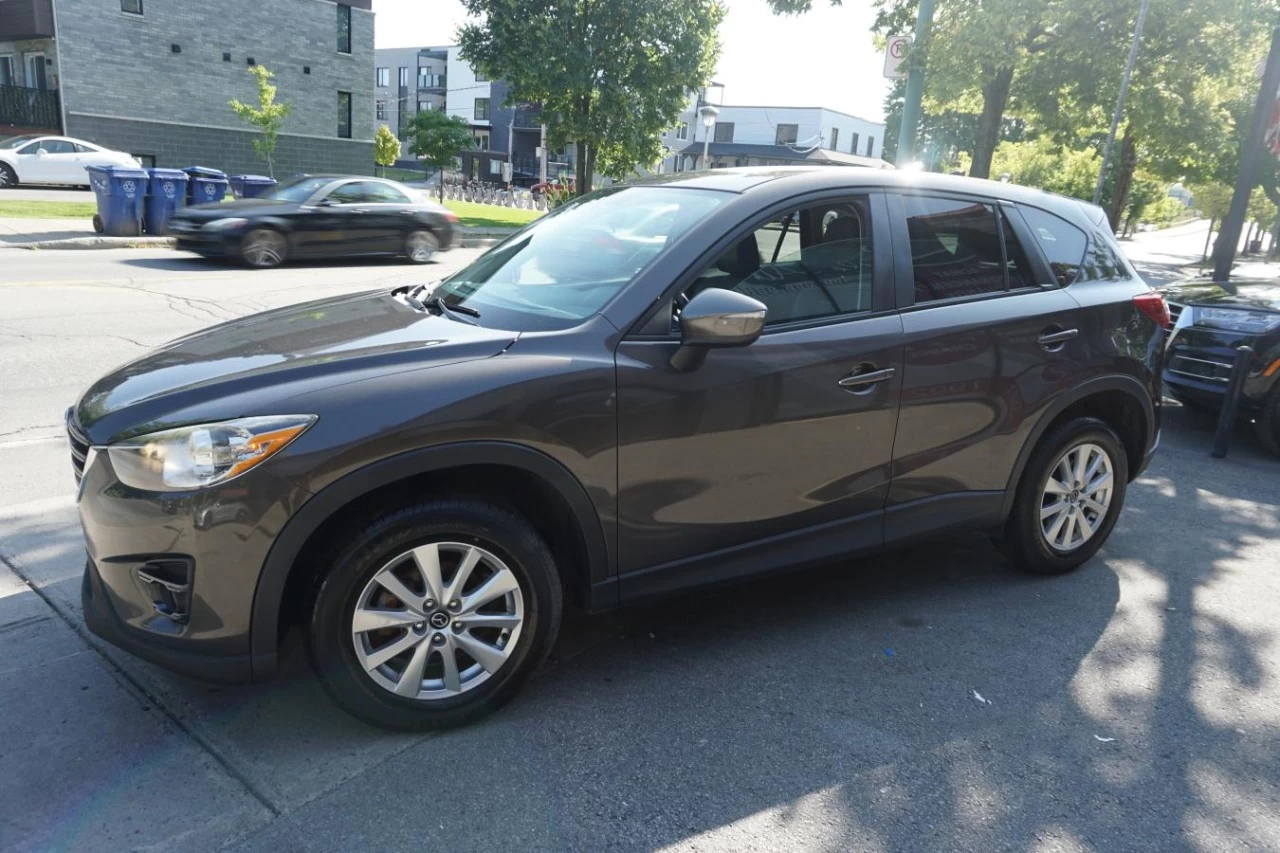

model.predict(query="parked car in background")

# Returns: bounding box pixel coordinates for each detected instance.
[169,175,459,268]
[1159,279,1280,453]
[0,134,140,188]
[70,167,1165,730]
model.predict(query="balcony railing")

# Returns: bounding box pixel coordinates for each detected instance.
[0,84,60,131]
[417,74,446,92]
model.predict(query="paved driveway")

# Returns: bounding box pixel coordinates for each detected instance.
[1,245,1278,852]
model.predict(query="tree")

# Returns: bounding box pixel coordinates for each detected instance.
[405,110,474,203]
[374,125,401,177]
[229,66,291,179]
[957,137,1099,200]
[458,0,725,195]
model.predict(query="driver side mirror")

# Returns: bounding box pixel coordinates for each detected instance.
[315,197,336,207]
[670,288,767,372]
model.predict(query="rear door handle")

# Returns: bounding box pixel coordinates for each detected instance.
[1038,328,1078,349]
[838,366,896,390]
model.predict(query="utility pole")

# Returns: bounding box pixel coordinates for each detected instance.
[1213,25,1280,282]
[894,0,936,166]
[1093,0,1150,205]
[539,123,548,185]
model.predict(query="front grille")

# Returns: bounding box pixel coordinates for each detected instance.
[1168,352,1233,384]
[1167,301,1185,326]
[66,410,90,483]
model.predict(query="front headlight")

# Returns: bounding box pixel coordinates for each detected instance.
[107,415,316,491]
[204,217,249,231]
[1193,307,1280,334]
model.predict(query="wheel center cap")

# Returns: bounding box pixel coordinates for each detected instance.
[429,611,450,629]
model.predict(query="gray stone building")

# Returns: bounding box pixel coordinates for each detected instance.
[2,0,375,176]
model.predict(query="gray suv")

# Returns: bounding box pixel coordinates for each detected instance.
[70,168,1166,730]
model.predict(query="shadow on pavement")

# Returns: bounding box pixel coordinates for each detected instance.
[119,255,435,273]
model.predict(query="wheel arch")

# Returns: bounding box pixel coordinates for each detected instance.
[998,375,1154,522]
[249,441,613,680]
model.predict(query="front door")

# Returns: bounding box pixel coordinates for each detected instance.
[297,180,383,255]
[615,192,904,597]
[885,192,1089,531]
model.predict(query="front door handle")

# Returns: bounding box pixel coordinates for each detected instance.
[838,366,896,390]
[1038,327,1078,350]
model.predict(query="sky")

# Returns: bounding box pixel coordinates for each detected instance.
[372,0,892,123]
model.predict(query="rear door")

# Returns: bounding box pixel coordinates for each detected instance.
[361,181,418,251]
[296,180,380,255]
[885,191,1088,534]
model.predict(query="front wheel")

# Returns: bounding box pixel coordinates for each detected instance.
[307,498,563,731]
[998,417,1129,575]
[404,229,439,264]
[0,163,16,189]
[241,228,288,268]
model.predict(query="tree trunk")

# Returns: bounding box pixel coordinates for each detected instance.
[584,144,596,195]
[438,168,444,204]
[1106,130,1137,232]
[1270,213,1280,260]
[969,65,1014,180]
[575,140,589,197]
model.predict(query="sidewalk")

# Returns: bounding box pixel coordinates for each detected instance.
[0,217,511,250]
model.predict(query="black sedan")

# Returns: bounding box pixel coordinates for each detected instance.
[169,175,459,268]
[1159,279,1280,453]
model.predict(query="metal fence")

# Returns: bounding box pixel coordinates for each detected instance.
[0,85,60,131]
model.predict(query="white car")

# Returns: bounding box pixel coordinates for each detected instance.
[0,134,140,189]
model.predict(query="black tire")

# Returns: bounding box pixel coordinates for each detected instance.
[403,229,440,264]
[240,227,288,269]
[998,416,1129,575]
[92,214,104,234]
[307,498,563,731]
[0,163,16,189]
[1254,384,1280,457]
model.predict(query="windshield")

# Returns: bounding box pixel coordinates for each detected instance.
[260,176,331,203]
[435,186,728,331]
[0,135,40,150]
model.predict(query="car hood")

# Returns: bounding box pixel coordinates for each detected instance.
[178,198,300,220]
[1157,279,1280,312]
[75,289,517,439]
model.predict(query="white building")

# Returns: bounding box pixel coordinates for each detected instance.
[660,102,888,172]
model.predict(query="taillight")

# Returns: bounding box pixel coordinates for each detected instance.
[1133,291,1171,329]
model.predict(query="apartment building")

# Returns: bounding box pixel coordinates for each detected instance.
[1,0,375,175]
[660,102,887,172]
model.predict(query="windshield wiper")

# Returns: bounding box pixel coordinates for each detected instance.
[427,294,481,321]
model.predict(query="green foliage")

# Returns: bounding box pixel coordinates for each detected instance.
[1189,183,1234,222]
[1144,196,1186,229]
[374,125,401,174]
[458,0,725,194]
[229,66,291,178]
[1247,185,1277,228]
[958,137,1099,201]
[405,111,475,202]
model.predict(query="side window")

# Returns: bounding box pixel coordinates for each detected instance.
[40,140,75,154]
[1078,226,1133,282]
[73,143,97,153]
[328,182,375,203]
[366,182,411,203]
[679,198,875,327]
[1001,212,1036,289]
[904,196,1007,303]
[1019,205,1087,286]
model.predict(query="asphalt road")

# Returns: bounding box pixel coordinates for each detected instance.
[1,241,1278,852]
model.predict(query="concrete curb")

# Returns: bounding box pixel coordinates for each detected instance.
[15,234,507,251]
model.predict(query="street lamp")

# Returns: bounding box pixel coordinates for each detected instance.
[698,104,719,170]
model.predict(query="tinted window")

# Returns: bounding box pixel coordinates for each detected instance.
[366,182,411,203]
[1078,226,1133,282]
[261,177,330,203]
[682,198,875,326]
[1019,206,1087,286]
[905,196,1006,302]
[1002,213,1036,288]
[328,181,380,203]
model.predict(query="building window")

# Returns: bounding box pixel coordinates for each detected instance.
[714,122,734,143]
[866,136,875,156]
[474,131,490,149]
[121,0,143,14]
[338,91,352,138]
[675,121,688,140]
[775,124,798,145]
[376,67,389,87]
[0,56,12,87]
[849,132,859,154]
[376,99,387,121]
[474,68,488,83]
[336,4,352,54]
[399,67,409,87]
[474,97,490,120]
[830,127,838,150]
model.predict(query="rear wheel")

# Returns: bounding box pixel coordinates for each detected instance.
[998,417,1128,575]
[0,163,18,189]
[307,498,563,731]
[241,228,288,268]
[404,229,439,264]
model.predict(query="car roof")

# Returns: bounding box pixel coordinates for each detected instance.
[631,165,1102,223]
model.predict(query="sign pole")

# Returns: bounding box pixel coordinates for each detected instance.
[1213,25,1280,282]
[1093,0,1151,206]
[894,0,935,166]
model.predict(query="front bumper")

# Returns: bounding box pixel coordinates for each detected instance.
[172,224,240,256]
[1163,325,1278,412]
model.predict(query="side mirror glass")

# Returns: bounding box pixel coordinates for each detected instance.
[671,288,766,371]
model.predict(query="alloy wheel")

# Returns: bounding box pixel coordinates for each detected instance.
[350,542,525,700]
[1039,442,1114,552]
[242,229,287,268]
[0,165,16,189]
[406,230,439,263]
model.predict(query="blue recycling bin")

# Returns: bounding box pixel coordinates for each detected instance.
[229,174,277,199]
[86,164,148,237]
[182,166,229,206]
[143,168,189,235]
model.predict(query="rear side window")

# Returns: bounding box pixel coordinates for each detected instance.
[904,196,1007,302]
[1078,226,1133,282]
[1020,206,1087,286]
